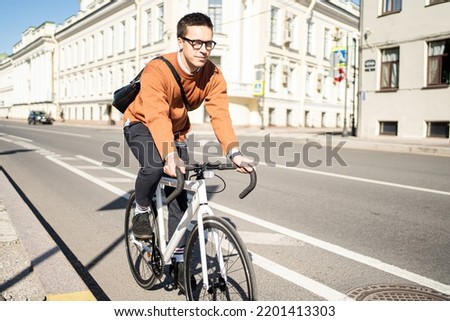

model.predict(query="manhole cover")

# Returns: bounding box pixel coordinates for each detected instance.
[346,284,450,301]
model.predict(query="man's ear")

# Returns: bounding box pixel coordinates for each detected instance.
[177,38,183,51]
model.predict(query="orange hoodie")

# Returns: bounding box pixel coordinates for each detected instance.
[123,52,239,159]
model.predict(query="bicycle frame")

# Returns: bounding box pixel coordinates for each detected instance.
[149,174,227,290]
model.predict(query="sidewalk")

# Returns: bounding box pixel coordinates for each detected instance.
[0,167,96,301]
[1,119,449,301]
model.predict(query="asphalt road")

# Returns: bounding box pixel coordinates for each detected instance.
[1,119,449,301]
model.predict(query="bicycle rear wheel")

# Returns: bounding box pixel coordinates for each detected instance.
[124,192,160,289]
[184,216,257,301]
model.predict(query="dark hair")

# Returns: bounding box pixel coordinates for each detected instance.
[177,12,214,38]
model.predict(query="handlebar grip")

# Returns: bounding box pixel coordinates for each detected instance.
[164,167,185,205]
[238,167,257,199]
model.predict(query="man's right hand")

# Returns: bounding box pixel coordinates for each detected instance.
[163,152,185,177]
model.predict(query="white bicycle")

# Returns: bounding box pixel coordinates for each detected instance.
[124,161,257,301]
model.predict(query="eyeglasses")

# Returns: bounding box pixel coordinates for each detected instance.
[180,37,217,50]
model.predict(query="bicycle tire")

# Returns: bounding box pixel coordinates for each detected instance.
[184,216,257,301]
[124,192,160,289]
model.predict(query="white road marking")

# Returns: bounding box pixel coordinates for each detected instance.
[209,202,450,296]
[3,124,91,138]
[239,231,304,246]
[76,155,135,178]
[267,162,450,196]
[7,134,33,142]
[46,155,130,200]
[251,252,353,300]
[192,151,450,196]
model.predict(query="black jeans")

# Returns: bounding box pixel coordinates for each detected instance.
[124,122,189,240]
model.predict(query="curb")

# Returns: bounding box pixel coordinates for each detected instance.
[0,167,96,301]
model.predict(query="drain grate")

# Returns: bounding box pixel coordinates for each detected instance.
[346,284,450,301]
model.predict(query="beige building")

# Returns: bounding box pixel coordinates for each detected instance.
[0,0,358,130]
[359,0,450,139]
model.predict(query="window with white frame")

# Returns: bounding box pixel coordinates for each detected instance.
[157,4,164,42]
[129,16,136,50]
[287,66,295,93]
[209,0,222,33]
[118,21,125,53]
[97,31,104,60]
[61,47,66,70]
[270,6,279,45]
[382,0,402,14]
[107,26,114,57]
[428,39,450,86]
[269,63,278,91]
[381,47,399,89]
[88,35,94,63]
[80,39,86,65]
[73,43,79,67]
[322,72,330,99]
[324,28,331,60]
[305,71,313,97]
[98,72,103,96]
[284,12,294,48]
[108,69,113,94]
[145,9,152,45]
[307,21,316,55]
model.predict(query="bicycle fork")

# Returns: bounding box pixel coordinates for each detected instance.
[196,205,227,292]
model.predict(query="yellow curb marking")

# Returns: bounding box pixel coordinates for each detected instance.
[46,290,96,301]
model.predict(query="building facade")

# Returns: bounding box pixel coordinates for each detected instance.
[359,0,450,139]
[0,0,359,130]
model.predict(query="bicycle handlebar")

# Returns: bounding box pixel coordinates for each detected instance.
[164,162,257,204]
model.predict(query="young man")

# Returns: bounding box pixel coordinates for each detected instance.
[123,12,252,273]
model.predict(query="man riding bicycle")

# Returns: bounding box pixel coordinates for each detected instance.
[123,12,253,289]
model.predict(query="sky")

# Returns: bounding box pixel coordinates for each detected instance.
[0,0,361,55]
[0,0,79,54]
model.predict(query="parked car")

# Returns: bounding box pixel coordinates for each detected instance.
[28,111,54,125]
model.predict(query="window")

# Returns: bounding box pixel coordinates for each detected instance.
[88,35,95,63]
[382,0,402,14]
[118,21,126,53]
[129,16,136,50]
[209,0,222,33]
[97,31,104,60]
[145,9,152,45]
[379,121,398,136]
[305,71,313,97]
[306,21,316,55]
[284,13,294,48]
[427,121,449,138]
[80,39,86,65]
[270,7,279,44]
[107,26,114,57]
[381,47,399,89]
[269,63,278,91]
[324,28,331,60]
[427,39,450,86]
[157,4,164,42]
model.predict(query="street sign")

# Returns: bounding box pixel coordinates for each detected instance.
[253,80,265,96]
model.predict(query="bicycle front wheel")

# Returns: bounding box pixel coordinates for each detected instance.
[124,192,160,290]
[184,216,257,301]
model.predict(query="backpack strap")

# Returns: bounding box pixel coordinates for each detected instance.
[155,56,191,111]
